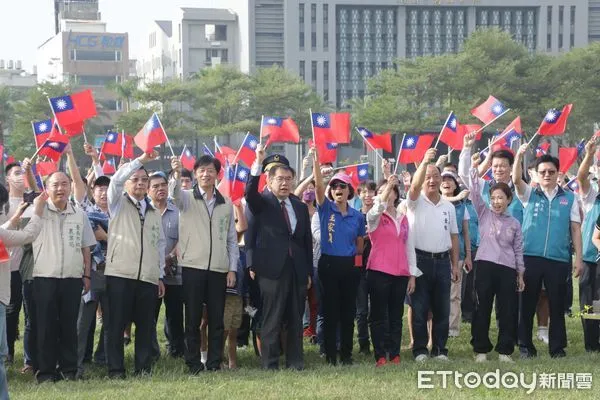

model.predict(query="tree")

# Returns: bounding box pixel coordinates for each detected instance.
[107,77,140,113]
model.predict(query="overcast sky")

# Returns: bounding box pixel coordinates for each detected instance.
[0,0,223,73]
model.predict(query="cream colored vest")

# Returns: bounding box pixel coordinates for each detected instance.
[105,195,162,285]
[178,190,232,273]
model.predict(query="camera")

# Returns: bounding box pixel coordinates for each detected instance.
[23,191,41,204]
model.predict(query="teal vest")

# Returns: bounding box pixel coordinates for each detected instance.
[522,187,574,263]
[582,196,600,263]
[465,200,479,249]
[482,180,523,224]
[454,201,467,260]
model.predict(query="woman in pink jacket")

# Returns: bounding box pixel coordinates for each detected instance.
[366,175,421,367]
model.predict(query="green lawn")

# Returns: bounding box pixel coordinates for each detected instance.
[7,284,600,399]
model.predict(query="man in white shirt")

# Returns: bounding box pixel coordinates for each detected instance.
[406,148,460,362]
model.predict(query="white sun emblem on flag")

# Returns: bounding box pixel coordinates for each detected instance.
[360,129,368,137]
[449,118,457,129]
[249,139,257,149]
[38,123,48,132]
[405,137,415,147]
[359,168,367,177]
[55,99,68,110]
[492,103,503,114]
[267,118,277,124]
[238,170,248,180]
[316,115,327,126]
[185,150,191,157]
[545,110,557,122]
[48,142,60,149]
[108,133,114,141]
[145,118,155,133]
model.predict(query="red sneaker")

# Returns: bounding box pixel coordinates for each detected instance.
[376,357,387,367]
[390,355,400,364]
[303,327,315,338]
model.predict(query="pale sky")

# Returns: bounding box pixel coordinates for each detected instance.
[0,0,223,73]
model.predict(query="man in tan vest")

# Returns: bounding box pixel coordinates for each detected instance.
[170,155,238,374]
[32,172,96,383]
[105,150,166,379]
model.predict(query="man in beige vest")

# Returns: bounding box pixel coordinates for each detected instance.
[105,150,166,379]
[170,155,238,374]
[32,172,96,383]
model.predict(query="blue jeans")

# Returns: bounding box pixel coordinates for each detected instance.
[411,254,451,358]
[1,303,9,400]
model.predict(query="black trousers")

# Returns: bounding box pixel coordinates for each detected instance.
[22,280,36,369]
[579,261,600,352]
[461,247,477,322]
[518,256,570,357]
[470,261,518,355]
[355,267,370,348]
[34,277,82,382]
[367,270,408,361]
[182,268,227,371]
[318,254,359,365]
[258,257,306,370]
[163,284,185,356]
[105,276,157,376]
[6,271,23,359]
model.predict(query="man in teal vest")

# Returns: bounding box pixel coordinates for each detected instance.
[576,137,600,352]
[513,144,583,358]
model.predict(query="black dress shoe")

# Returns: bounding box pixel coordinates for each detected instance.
[188,364,205,375]
[550,351,566,359]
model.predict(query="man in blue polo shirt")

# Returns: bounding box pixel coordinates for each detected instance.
[513,144,583,358]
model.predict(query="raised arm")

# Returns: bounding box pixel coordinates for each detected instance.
[578,138,597,196]
[65,143,87,204]
[367,175,398,232]
[108,151,158,215]
[512,143,529,200]
[21,158,39,194]
[168,156,190,211]
[294,173,314,198]
[313,149,326,206]
[245,143,267,215]
[408,148,437,201]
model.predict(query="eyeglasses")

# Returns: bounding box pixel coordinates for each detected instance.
[331,182,348,190]
[537,170,557,176]
[274,176,293,183]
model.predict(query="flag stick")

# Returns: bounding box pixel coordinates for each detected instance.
[526,132,539,147]
[355,127,386,162]
[82,129,88,144]
[155,113,175,157]
[333,163,364,171]
[393,133,407,176]
[476,109,515,153]
[30,139,48,160]
[121,130,125,158]
[233,132,249,165]
[259,115,264,145]
[433,111,453,150]
[309,108,316,149]
[202,142,214,157]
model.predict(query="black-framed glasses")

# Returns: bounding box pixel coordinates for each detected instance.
[331,182,348,190]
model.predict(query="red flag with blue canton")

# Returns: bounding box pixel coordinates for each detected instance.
[438,112,466,150]
[38,131,70,161]
[180,145,196,171]
[262,117,300,146]
[312,112,350,144]
[482,168,493,181]
[558,140,585,173]
[121,132,135,159]
[101,131,122,157]
[102,158,116,175]
[135,113,168,153]
[398,134,436,164]
[308,139,337,164]
[202,143,214,156]
[35,160,58,177]
[49,89,97,127]
[470,95,507,125]
[32,119,56,148]
[0,145,15,164]
[566,178,579,193]
[357,127,392,153]
[538,104,573,136]
[345,163,370,189]
[235,134,259,166]
[535,141,551,157]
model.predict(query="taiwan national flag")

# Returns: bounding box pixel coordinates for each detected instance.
[470,95,507,125]
[0,145,15,165]
[101,131,122,157]
[397,134,436,164]
[135,113,168,153]
[558,140,585,173]
[121,132,135,159]
[38,132,70,161]
[357,127,392,153]
[492,117,523,151]
[32,119,57,148]
[262,117,300,146]
[35,160,58,177]
[62,120,85,137]
[202,143,214,157]
[49,89,97,127]
[308,139,337,164]
[180,145,196,171]
[438,112,466,150]
[311,112,351,144]
[535,141,551,157]
[482,168,493,181]
[566,178,580,193]
[345,163,370,189]
[538,104,573,136]
[235,134,259,166]
[218,164,250,202]
[102,158,117,175]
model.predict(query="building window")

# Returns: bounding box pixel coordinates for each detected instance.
[221,49,228,62]
[299,61,305,81]
[324,32,328,49]
[206,49,212,62]
[299,3,304,24]
[559,5,564,49]
[323,61,329,83]
[323,89,329,102]
[311,4,317,24]
[300,32,305,49]
[311,61,317,88]
[547,7,552,50]
[212,49,219,58]
[115,51,122,61]
[77,75,120,86]
[312,32,317,49]
[570,6,576,48]
[323,4,328,25]
[179,24,182,43]
[70,50,121,61]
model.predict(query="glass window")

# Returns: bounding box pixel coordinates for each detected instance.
[312,32,317,49]
[324,32,328,49]
[72,50,118,61]
[311,61,317,84]
[300,32,305,49]
[323,4,328,25]
[206,49,212,62]
[323,61,329,82]
[311,4,317,24]
[215,25,227,41]
[115,51,121,61]
[299,61,305,81]
[221,49,228,62]
[299,3,304,24]
[77,75,118,86]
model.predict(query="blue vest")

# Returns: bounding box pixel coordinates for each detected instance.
[465,200,479,249]
[482,180,523,224]
[582,196,600,263]
[454,201,467,260]
[521,187,574,262]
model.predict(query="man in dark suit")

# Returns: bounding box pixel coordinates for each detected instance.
[245,145,313,370]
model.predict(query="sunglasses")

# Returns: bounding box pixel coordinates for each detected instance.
[331,182,348,190]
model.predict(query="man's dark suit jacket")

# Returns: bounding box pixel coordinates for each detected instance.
[244,175,313,284]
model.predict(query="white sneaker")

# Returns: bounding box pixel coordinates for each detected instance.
[433,354,449,361]
[415,354,428,363]
[537,327,549,344]
[499,354,514,363]
[474,353,487,363]
[200,351,207,364]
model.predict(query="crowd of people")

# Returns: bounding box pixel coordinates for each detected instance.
[1,132,599,395]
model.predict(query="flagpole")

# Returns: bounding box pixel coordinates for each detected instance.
[82,129,88,144]
[526,132,539,147]
[179,144,186,159]
[233,132,250,165]
[333,163,363,171]
[259,115,264,145]
[155,113,175,157]
[121,130,125,158]
[474,109,514,153]
[393,133,407,175]
[309,108,316,149]
[30,138,49,160]
[355,127,386,162]
[433,111,453,150]
[202,142,214,157]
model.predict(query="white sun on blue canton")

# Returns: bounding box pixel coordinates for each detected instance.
[492,103,503,114]
[107,133,115,141]
[405,137,415,147]
[238,170,248,180]
[249,139,258,149]
[449,118,457,129]
[316,115,327,126]
[55,99,68,110]
[145,118,155,132]
[360,129,368,137]
[48,142,60,149]
[545,110,557,122]
[359,168,367,177]
[267,118,277,124]
[38,123,48,132]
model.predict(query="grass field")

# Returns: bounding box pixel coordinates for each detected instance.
[6,283,600,400]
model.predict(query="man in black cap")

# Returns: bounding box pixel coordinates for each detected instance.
[245,144,313,370]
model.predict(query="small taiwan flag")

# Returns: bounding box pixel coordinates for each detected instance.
[397,134,436,164]
[470,95,507,125]
[308,139,337,164]
[49,89,97,127]
[311,112,351,144]
[235,134,259,166]
[135,113,168,153]
[438,112,466,150]
[357,127,393,153]
[538,104,573,136]
[566,178,579,193]
[536,141,551,157]
[180,145,196,171]
[100,131,122,157]
[345,163,370,189]
[102,158,117,175]
[262,117,300,146]
[32,119,56,148]
[482,168,493,181]
[38,132,70,161]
